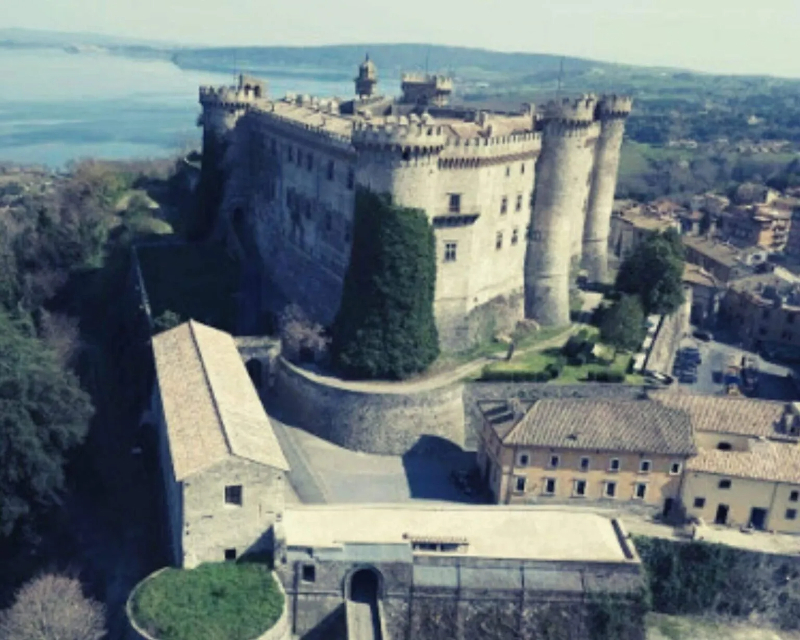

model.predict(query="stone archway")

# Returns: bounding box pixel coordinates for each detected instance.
[349,568,380,604]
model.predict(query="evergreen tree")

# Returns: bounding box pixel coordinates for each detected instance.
[331,190,439,380]
[600,295,646,354]
[0,310,94,543]
[616,228,686,316]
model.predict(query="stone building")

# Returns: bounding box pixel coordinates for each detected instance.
[718,203,792,251]
[198,60,631,350]
[682,236,766,284]
[683,263,721,328]
[148,320,289,568]
[720,271,800,353]
[655,393,800,533]
[275,504,646,640]
[476,397,695,515]
[607,202,681,261]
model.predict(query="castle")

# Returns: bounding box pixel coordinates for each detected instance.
[198,57,632,349]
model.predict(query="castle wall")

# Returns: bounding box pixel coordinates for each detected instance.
[584,117,628,283]
[527,99,600,327]
[272,357,465,455]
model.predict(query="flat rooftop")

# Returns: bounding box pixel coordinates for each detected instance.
[282,505,635,563]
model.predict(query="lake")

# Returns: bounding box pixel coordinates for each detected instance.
[0,48,355,167]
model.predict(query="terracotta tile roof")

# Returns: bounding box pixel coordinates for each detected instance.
[687,440,800,484]
[152,321,289,480]
[649,391,789,438]
[500,399,696,456]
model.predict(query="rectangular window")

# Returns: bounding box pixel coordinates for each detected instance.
[444,242,457,263]
[224,485,243,506]
[515,194,523,212]
[302,564,316,582]
[694,497,706,508]
[347,168,355,190]
[787,509,798,521]
[224,548,237,561]
[514,476,527,493]
[791,490,799,502]
[548,455,560,469]
[521,162,526,175]
[789,313,796,325]
[517,453,530,467]
[287,146,294,162]
[544,478,556,495]
[609,458,621,472]
[327,160,335,181]
[604,481,617,498]
[573,479,587,497]
[500,197,508,215]
[496,232,503,250]
[670,462,682,475]
[580,457,590,472]
[511,228,519,245]
[639,460,652,474]
[718,479,732,490]
[306,153,313,170]
[505,166,511,177]
[448,193,461,213]
[635,483,647,499]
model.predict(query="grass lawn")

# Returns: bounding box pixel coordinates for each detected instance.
[136,243,240,333]
[131,563,284,640]
[481,326,644,384]
[646,613,794,640]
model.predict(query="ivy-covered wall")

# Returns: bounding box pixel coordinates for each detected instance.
[331,189,439,380]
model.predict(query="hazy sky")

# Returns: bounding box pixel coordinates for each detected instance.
[6,0,800,77]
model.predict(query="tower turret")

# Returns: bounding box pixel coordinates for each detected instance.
[351,116,445,213]
[582,95,633,283]
[525,95,600,326]
[355,54,378,99]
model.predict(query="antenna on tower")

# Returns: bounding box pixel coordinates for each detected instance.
[556,56,565,99]
[233,49,238,84]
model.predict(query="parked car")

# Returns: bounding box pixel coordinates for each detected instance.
[693,330,713,342]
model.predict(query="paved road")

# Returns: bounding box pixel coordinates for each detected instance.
[346,600,381,640]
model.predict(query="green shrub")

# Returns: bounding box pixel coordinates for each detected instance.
[479,367,551,382]
[331,189,438,380]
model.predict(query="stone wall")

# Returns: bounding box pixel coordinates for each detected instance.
[272,357,465,455]
[125,568,291,640]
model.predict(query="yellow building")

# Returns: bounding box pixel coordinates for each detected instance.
[652,393,800,533]
[477,398,696,515]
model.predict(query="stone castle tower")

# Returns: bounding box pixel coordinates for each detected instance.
[196,60,631,350]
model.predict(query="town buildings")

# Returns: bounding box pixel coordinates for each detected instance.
[476,398,696,513]
[720,271,800,353]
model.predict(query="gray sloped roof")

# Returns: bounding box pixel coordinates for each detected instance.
[152,320,289,480]
[501,398,696,456]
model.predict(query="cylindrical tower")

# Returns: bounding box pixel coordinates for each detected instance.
[525,96,599,326]
[351,116,445,214]
[583,95,633,283]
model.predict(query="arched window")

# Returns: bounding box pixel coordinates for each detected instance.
[717,442,732,451]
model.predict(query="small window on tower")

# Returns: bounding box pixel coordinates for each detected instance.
[495,232,503,250]
[307,153,313,171]
[500,197,508,215]
[449,194,461,213]
[327,160,335,181]
[444,242,457,262]
[347,168,355,190]
[511,229,519,245]
[515,194,522,212]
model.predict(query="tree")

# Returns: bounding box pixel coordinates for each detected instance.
[616,229,685,316]
[0,310,93,543]
[331,189,439,380]
[0,574,105,640]
[279,304,329,364]
[600,295,647,354]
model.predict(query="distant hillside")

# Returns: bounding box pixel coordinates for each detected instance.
[0,27,180,49]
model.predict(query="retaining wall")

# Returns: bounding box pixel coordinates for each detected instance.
[273,357,465,455]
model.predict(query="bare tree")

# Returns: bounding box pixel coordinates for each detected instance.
[0,574,106,640]
[279,303,330,364]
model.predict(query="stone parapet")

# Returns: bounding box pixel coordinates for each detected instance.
[597,94,634,119]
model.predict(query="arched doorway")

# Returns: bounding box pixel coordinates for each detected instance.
[349,568,380,604]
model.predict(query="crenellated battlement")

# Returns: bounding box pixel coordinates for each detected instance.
[596,94,634,119]
[400,73,454,91]
[440,131,541,163]
[351,117,447,152]
[542,95,598,126]
[199,85,263,110]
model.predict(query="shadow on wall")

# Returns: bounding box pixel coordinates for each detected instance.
[401,436,488,504]
[297,604,346,640]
